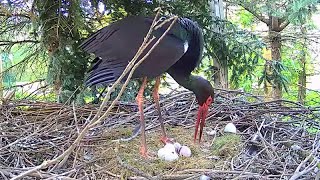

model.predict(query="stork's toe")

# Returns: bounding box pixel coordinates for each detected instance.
[160,136,175,144]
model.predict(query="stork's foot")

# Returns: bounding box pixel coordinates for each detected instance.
[139,146,156,159]
[140,146,148,158]
[160,136,175,144]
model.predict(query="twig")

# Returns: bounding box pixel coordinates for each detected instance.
[289,137,320,180]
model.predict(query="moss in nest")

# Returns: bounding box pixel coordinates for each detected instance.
[16,105,30,111]
[93,125,218,176]
[103,127,133,140]
[211,133,241,159]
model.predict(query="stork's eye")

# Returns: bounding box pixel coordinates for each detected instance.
[206,96,213,105]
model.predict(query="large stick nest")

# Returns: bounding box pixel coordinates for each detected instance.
[0,89,319,179]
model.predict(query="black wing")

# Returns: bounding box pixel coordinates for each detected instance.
[80,16,188,87]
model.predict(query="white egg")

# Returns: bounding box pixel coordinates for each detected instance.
[158,147,179,161]
[224,123,237,134]
[291,144,302,151]
[164,149,179,161]
[164,143,176,151]
[157,148,167,159]
[206,130,216,136]
[173,142,182,152]
[179,145,192,157]
[200,174,211,180]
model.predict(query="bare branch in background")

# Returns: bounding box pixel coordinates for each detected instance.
[0,13,31,19]
[225,0,269,24]
[0,40,39,46]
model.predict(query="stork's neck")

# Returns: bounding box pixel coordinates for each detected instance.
[187,32,203,64]
[168,71,212,105]
[169,18,204,75]
[182,19,204,63]
[170,73,198,91]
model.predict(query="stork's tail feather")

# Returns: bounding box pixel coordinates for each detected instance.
[86,70,115,87]
[79,32,100,52]
[85,58,127,87]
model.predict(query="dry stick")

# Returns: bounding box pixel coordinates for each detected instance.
[0,123,48,151]
[11,11,178,180]
[72,101,80,134]
[289,138,320,180]
[178,169,266,177]
[182,97,196,123]
[233,122,269,180]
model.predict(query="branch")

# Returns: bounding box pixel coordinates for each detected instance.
[289,137,320,180]
[0,47,40,76]
[243,7,268,24]
[0,40,39,46]
[279,20,290,31]
[0,6,31,19]
[0,3,32,19]
[225,0,269,25]
[0,13,30,19]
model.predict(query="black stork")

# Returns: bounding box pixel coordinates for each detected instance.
[80,16,214,157]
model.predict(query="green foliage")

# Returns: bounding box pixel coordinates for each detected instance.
[0,1,47,89]
[287,0,318,25]
[227,28,264,88]
[227,0,319,101]
[11,45,47,82]
[100,0,158,17]
[1,52,15,87]
[232,0,318,21]
[235,9,255,28]
[258,60,289,92]
[200,19,265,89]
[1,0,319,107]
[47,41,88,91]
[305,91,320,106]
[35,0,91,102]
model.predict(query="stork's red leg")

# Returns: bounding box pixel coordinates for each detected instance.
[153,76,168,144]
[136,77,148,157]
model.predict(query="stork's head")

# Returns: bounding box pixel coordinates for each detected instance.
[192,77,214,142]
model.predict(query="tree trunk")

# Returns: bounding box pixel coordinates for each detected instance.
[263,49,273,101]
[0,55,3,104]
[210,0,228,89]
[54,69,62,103]
[298,26,307,104]
[269,16,282,99]
[213,63,227,88]
[298,58,306,104]
[213,48,228,88]
[270,35,282,99]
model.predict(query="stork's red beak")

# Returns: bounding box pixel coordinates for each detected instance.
[194,96,213,142]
